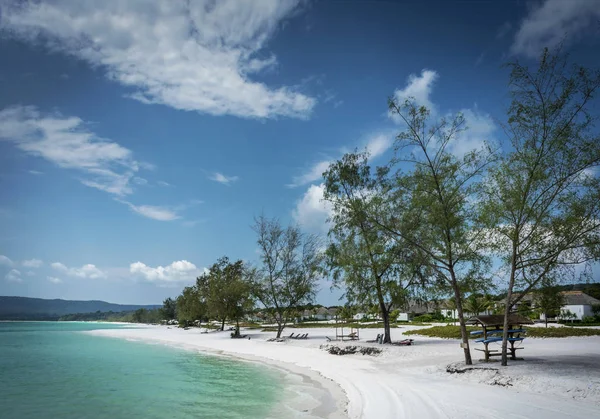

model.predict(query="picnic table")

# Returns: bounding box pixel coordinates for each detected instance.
[466,315,533,362]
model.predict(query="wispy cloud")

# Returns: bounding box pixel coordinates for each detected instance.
[5,269,22,282]
[0,106,146,196]
[157,181,171,187]
[511,0,600,57]
[287,160,331,188]
[0,255,13,266]
[51,262,106,279]
[209,172,239,185]
[0,1,315,119]
[117,200,180,221]
[496,22,512,39]
[292,183,333,234]
[28,170,44,175]
[288,133,394,188]
[22,259,43,268]
[47,276,62,284]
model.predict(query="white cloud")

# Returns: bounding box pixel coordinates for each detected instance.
[51,262,106,279]
[28,170,44,175]
[0,255,13,266]
[0,0,315,119]
[22,258,43,268]
[5,269,22,282]
[289,133,393,188]
[496,22,512,39]
[133,177,148,185]
[0,106,145,196]
[157,180,171,187]
[47,276,62,284]
[392,69,438,113]
[511,0,600,58]
[288,160,331,188]
[130,260,200,284]
[25,271,35,276]
[118,200,180,221]
[292,183,333,234]
[209,172,239,185]
[450,108,496,157]
[365,134,393,159]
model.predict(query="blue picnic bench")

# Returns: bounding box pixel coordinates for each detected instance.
[466,315,533,362]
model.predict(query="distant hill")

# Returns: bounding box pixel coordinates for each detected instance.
[0,296,161,320]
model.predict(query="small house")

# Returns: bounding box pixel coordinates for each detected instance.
[559,291,600,320]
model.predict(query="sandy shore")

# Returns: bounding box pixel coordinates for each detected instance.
[87,325,600,419]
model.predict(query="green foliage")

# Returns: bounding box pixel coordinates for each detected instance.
[463,294,495,315]
[535,285,565,326]
[176,284,206,325]
[404,325,600,339]
[251,215,324,338]
[323,152,425,343]
[480,48,600,364]
[381,97,495,365]
[131,308,162,324]
[412,312,445,323]
[57,310,157,322]
[159,297,177,320]
[198,257,253,334]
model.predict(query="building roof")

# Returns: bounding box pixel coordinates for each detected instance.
[561,291,600,306]
[466,314,533,327]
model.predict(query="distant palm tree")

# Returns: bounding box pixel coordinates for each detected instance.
[464,294,494,316]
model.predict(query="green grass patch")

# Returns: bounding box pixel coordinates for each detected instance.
[404,325,600,339]
[526,327,600,338]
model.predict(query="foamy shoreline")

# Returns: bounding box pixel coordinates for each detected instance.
[87,325,600,419]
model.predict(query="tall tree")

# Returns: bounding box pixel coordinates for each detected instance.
[198,257,254,334]
[251,216,324,338]
[481,48,600,365]
[535,283,565,328]
[159,297,177,320]
[323,152,425,343]
[176,285,205,326]
[376,99,494,365]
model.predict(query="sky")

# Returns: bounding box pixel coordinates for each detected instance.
[1,0,600,305]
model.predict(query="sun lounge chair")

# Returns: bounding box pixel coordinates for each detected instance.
[367,334,381,343]
[288,332,295,339]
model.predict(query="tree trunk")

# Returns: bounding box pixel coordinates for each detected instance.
[235,318,240,337]
[501,251,518,366]
[276,322,284,338]
[450,269,472,365]
[545,314,548,328]
[380,302,391,343]
[221,318,225,331]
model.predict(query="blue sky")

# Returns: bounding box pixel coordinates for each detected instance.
[1,0,599,305]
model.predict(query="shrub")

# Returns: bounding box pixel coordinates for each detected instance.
[404,325,600,339]
[412,312,445,323]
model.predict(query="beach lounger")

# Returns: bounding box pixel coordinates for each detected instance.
[392,339,414,346]
[367,334,382,343]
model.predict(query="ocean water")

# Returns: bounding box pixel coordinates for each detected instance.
[0,322,283,419]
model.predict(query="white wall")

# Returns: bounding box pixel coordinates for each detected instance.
[397,313,411,322]
[562,305,586,320]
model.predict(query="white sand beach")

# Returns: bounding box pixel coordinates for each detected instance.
[87,325,600,419]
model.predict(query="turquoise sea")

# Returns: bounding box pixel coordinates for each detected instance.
[0,322,283,419]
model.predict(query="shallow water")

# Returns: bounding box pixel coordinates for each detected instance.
[0,322,282,419]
